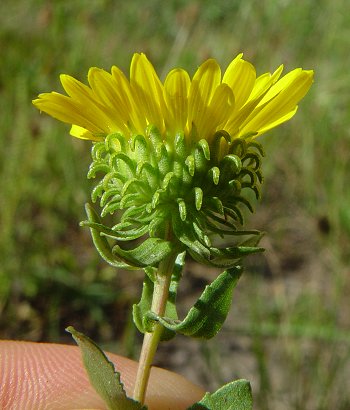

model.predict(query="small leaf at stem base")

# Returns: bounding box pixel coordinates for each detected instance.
[188,379,253,410]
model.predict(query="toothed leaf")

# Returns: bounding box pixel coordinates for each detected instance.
[148,266,242,339]
[66,327,146,410]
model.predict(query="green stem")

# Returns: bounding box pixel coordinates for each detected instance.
[133,251,177,404]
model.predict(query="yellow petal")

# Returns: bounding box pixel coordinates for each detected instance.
[224,92,267,136]
[253,107,298,135]
[240,69,314,135]
[188,59,221,138]
[189,59,221,105]
[130,53,165,133]
[203,83,234,141]
[111,65,146,134]
[70,125,103,141]
[61,71,129,134]
[33,92,105,133]
[224,65,284,135]
[248,65,284,101]
[222,54,256,109]
[164,68,190,134]
[60,74,96,102]
[88,68,121,108]
[258,68,302,106]
[87,68,130,135]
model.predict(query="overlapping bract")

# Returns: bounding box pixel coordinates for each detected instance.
[82,127,264,269]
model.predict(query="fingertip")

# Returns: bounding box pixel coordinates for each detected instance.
[0,341,205,409]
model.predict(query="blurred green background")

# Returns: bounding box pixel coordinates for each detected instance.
[1,0,350,408]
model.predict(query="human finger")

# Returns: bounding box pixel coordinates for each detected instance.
[0,340,204,409]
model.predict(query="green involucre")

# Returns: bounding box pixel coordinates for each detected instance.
[83,126,265,268]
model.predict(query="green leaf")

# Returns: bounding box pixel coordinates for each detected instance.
[112,237,175,268]
[188,379,253,410]
[133,252,185,340]
[147,265,242,339]
[66,326,146,410]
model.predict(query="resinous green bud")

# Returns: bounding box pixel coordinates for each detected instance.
[87,126,264,265]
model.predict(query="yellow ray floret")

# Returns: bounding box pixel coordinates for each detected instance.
[33,53,314,143]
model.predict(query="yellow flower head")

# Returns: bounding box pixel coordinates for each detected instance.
[33,54,314,269]
[33,53,313,144]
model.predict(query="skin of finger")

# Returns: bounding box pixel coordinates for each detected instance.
[0,341,205,410]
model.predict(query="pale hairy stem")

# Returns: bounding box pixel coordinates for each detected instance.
[133,251,177,404]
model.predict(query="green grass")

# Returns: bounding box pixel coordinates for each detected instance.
[1,0,350,408]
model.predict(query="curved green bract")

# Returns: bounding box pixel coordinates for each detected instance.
[82,204,176,269]
[172,217,264,268]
